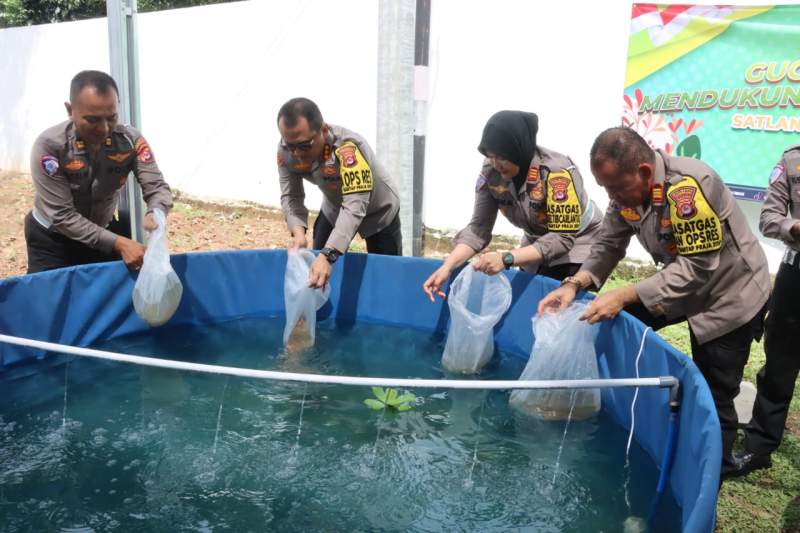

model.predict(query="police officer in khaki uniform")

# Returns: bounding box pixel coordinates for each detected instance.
[423,111,602,301]
[538,127,770,479]
[277,97,401,289]
[734,145,800,476]
[25,70,173,274]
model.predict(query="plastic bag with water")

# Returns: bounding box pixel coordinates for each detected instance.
[132,209,183,327]
[510,301,601,420]
[441,267,512,374]
[283,249,330,351]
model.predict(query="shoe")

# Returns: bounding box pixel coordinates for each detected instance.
[722,451,772,480]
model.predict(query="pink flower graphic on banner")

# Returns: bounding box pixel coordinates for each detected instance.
[622,89,678,152]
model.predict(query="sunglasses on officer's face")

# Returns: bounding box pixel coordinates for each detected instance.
[281,136,316,153]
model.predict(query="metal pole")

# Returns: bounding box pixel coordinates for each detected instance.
[377,0,415,256]
[106,0,144,243]
[413,0,431,257]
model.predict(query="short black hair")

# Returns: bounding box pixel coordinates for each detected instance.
[70,70,119,103]
[590,126,655,175]
[277,97,324,131]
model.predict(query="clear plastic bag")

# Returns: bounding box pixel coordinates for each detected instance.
[132,209,183,327]
[283,249,330,351]
[441,267,512,374]
[510,301,601,420]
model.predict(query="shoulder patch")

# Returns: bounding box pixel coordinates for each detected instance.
[135,137,154,164]
[546,169,581,232]
[277,151,285,167]
[41,155,59,177]
[335,141,373,195]
[475,174,487,192]
[769,162,785,185]
[667,175,723,255]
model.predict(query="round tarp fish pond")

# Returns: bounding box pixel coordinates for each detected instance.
[0,251,721,531]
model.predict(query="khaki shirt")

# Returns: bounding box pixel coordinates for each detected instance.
[31,120,173,253]
[760,144,800,253]
[278,124,400,253]
[581,149,770,344]
[453,146,602,267]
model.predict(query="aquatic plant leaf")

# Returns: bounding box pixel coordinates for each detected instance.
[371,387,387,402]
[364,399,385,410]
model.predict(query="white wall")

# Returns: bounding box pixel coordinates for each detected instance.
[0,0,789,268]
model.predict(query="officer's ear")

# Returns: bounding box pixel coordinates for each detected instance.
[637,162,654,184]
[64,101,72,117]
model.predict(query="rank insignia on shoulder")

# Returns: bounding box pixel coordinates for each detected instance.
[651,183,665,206]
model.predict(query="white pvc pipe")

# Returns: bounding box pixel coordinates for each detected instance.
[0,333,673,391]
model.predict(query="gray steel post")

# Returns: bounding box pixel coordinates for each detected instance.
[106,0,144,243]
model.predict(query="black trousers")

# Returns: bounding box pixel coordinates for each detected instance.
[25,211,125,274]
[625,301,766,471]
[312,212,402,256]
[745,260,800,455]
[534,262,581,282]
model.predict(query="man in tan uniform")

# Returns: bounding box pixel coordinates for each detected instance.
[734,144,800,476]
[25,70,172,274]
[277,97,400,289]
[538,127,770,479]
[423,111,602,302]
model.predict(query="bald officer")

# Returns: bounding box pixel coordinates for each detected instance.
[538,127,770,480]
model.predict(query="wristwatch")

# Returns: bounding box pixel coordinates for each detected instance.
[501,251,515,270]
[320,247,341,264]
[560,275,583,290]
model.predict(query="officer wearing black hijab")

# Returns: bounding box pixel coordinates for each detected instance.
[423,110,602,301]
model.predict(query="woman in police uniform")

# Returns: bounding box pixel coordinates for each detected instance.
[423,110,602,301]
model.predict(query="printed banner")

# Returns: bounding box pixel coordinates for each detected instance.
[623,4,800,201]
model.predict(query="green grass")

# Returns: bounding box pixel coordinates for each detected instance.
[604,261,800,532]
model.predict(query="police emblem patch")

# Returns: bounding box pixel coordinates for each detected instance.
[475,175,487,192]
[338,145,358,168]
[668,185,698,220]
[135,138,153,164]
[548,175,570,203]
[41,155,59,177]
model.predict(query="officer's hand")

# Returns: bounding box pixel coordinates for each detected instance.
[114,236,146,272]
[473,251,504,275]
[579,287,636,324]
[537,285,577,316]
[423,265,450,302]
[288,229,308,251]
[143,212,157,232]
[791,221,800,240]
[308,253,332,289]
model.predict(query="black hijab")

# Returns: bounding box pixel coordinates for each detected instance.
[477,111,539,191]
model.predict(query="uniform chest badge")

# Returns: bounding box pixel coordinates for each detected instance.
[529,182,544,201]
[64,159,86,172]
[322,165,338,176]
[651,183,665,206]
[527,167,540,183]
[488,183,509,195]
[619,207,641,222]
[107,151,133,164]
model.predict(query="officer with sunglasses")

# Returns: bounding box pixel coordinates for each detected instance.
[277,97,401,288]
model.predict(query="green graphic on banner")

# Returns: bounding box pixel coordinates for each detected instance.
[624,4,800,199]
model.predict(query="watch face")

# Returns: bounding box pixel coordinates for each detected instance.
[503,252,514,267]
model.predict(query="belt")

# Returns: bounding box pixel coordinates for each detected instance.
[782,248,800,269]
[32,207,53,230]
